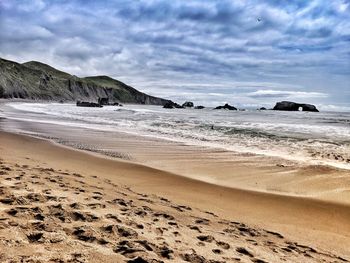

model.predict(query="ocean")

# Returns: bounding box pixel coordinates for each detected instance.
[2,102,350,170]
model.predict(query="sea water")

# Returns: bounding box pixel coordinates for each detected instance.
[3,102,350,170]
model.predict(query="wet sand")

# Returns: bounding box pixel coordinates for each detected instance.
[0,131,350,262]
[2,115,350,205]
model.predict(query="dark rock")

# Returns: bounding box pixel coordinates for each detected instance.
[0,85,4,98]
[273,101,319,112]
[214,103,237,110]
[182,101,194,108]
[163,102,174,109]
[98,97,109,105]
[163,101,184,109]
[194,105,205,109]
[76,101,102,108]
[174,103,184,108]
[259,107,267,110]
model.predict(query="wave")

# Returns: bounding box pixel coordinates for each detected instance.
[5,102,350,170]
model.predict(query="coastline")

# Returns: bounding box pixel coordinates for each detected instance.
[3,100,350,171]
[1,110,350,205]
[0,130,350,261]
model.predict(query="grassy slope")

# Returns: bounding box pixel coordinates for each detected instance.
[0,58,169,104]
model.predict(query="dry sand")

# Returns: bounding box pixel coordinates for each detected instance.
[0,131,350,262]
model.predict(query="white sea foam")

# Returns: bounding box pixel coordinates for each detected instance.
[5,102,350,170]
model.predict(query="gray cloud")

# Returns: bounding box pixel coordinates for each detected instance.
[247,90,328,99]
[0,0,349,110]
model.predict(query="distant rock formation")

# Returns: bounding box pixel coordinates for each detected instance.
[98,97,109,105]
[214,103,237,110]
[76,101,102,108]
[182,101,194,108]
[194,105,205,109]
[163,102,174,109]
[163,101,184,109]
[273,101,319,112]
[0,57,172,106]
[259,107,267,110]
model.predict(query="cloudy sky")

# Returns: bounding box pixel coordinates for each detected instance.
[1,0,349,110]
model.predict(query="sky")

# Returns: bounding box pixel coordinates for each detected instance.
[1,0,349,110]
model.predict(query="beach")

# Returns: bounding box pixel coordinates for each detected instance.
[0,102,350,262]
[0,131,350,262]
[2,0,350,261]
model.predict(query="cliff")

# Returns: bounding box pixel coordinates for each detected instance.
[0,58,170,105]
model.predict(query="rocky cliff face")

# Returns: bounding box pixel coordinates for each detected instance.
[0,58,171,105]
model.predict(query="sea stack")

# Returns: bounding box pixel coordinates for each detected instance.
[182,101,194,108]
[273,101,319,112]
[214,103,237,110]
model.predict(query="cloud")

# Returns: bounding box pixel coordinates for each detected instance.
[0,0,349,110]
[247,90,328,99]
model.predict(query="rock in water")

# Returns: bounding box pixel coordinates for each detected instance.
[76,101,103,108]
[182,101,194,108]
[98,97,109,105]
[273,101,319,112]
[214,103,237,110]
[163,101,184,109]
[163,102,175,109]
[194,105,205,109]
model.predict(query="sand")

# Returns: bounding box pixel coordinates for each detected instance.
[0,131,349,262]
[2,115,350,205]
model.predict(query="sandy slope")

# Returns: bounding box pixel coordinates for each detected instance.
[0,131,349,262]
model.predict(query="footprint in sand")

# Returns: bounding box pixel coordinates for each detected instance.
[196,235,214,243]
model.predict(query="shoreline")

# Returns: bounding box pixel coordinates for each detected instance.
[1,113,350,206]
[8,130,350,205]
[9,129,350,205]
[2,100,350,171]
[1,130,350,261]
